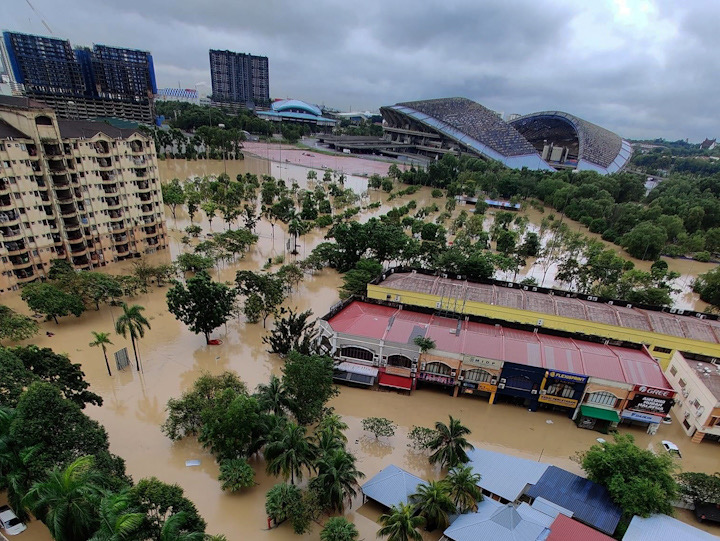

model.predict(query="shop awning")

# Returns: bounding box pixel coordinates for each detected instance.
[378,372,413,390]
[580,405,620,423]
[333,370,375,386]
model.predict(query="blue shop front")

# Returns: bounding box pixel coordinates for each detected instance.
[495,362,546,410]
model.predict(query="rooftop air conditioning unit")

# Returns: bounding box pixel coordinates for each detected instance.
[458,375,464,381]
[451,371,457,377]
[498,383,505,389]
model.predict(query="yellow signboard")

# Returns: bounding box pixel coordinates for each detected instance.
[538,394,578,408]
[478,382,497,393]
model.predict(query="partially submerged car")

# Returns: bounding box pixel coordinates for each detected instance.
[0,505,27,535]
[661,440,682,458]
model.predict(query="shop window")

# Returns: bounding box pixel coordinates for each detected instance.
[387,354,412,368]
[504,375,533,391]
[586,391,617,407]
[424,362,452,376]
[545,382,575,398]
[669,365,677,376]
[464,369,493,383]
[340,346,373,362]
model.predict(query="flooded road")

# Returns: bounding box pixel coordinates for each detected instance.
[5,167,720,539]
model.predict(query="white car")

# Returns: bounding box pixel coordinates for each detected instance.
[661,440,682,458]
[0,505,27,535]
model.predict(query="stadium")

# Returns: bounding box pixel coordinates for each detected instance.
[372,97,631,175]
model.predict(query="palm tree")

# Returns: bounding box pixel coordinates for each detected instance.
[89,331,114,376]
[264,422,316,485]
[428,416,474,469]
[316,413,349,443]
[89,489,143,541]
[377,502,424,541]
[115,303,150,372]
[159,512,205,541]
[314,427,345,455]
[255,375,291,416]
[412,480,456,531]
[321,516,359,541]
[443,465,483,513]
[23,455,106,541]
[312,449,365,513]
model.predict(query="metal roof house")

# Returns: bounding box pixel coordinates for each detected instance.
[525,466,622,535]
[623,514,718,541]
[443,499,550,541]
[546,514,614,541]
[361,464,427,508]
[465,448,549,503]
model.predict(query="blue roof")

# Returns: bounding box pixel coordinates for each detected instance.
[444,500,550,541]
[466,448,549,502]
[361,465,427,508]
[256,110,336,125]
[525,466,621,536]
[623,514,718,541]
[272,99,322,116]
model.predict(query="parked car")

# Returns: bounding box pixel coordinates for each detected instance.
[0,505,26,535]
[662,415,672,425]
[662,440,682,458]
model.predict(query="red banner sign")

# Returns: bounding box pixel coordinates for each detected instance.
[633,385,675,398]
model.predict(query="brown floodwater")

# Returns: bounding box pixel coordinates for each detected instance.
[7,158,720,540]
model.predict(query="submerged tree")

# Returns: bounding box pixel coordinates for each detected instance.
[89,331,114,377]
[428,416,474,469]
[262,307,318,356]
[0,305,38,343]
[115,303,150,372]
[377,502,424,541]
[412,480,456,531]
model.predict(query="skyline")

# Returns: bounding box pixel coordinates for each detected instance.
[1,0,718,142]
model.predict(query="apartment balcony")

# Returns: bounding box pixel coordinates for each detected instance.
[110,223,127,233]
[62,215,80,229]
[35,178,47,188]
[105,199,121,211]
[39,194,50,203]
[113,234,128,243]
[144,225,158,236]
[140,204,154,214]
[138,192,152,203]
[130,142,144,153]
[26,144,38,158]
[136,181,151,193]
[142,217,157,227]
[0,211,19,225]
[55,188,73,203]
[146,236,159,247]
[59,205,77,218]
[115,243,130,255]
[43,143,62,156]
[108,211,124,222]
[48,221,58,231]
[0,181,9,195]
[55,247,66,257]
[52,174,69,187]
[30,161,42,173]
[0,195,12,209]
[47,162,67,175]
[63,144,72,155]
[102,186,119,195]
[132,157,147,167]
[67,229,83,242]
[100,172,116,183]
[1,227,22,241]
[9,255,32,269]
[72,254,89,268]
[94,142,110,154]
[4,241,28,256]
[13,268,35,282]
[134,167,147,178]
[70,244,88,256]
[97,157,113,169]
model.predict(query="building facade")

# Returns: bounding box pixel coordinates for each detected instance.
[209,49,269,108]
[1,32,156,123]
[664,352,720,443]
[0,96,167,292]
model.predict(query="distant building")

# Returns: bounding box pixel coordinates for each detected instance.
[256,99,336,130]
[664,351,720,443]
[1,31,156,123]
[0,96,167,292]
[209,49,269,108]
[157,88,200,105]
[699,138,716,150]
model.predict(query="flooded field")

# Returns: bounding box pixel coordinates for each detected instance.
[6,156,720,539]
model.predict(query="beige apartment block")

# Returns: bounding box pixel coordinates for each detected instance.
[665,351,720,443]
[0,96,167,293]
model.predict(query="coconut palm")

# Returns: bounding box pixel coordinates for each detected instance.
[316,412,349,443]
[314,427,345,455]
[255,375,291,416]
[264,421,316,485]
[159,511,206,541]
[428,416,474,469]
[312,449,365,513]
[376,502,424,541]
[114,303,150,372]
[88,489,143,541]
[321,516,359,541]
[412,480,456,531]
[443,464,483,513]
[89,331,114,376]
[23,455,106,541]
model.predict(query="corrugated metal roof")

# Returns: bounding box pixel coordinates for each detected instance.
[623,514,718,541]
[360,464,426,508]
[327,302,397,339]
[531,497,573,520]
[467,448,549,502]
[546,514,614,541]
[444,500,550,541]
[525,466,621,535]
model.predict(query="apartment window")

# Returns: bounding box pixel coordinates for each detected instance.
[679,378,686,388]
[13,193,20,200]
[586,391,618,407]
[693,399,701,409]
[0,144,4,150]
[670,365,677,376]
[32,250,38,256]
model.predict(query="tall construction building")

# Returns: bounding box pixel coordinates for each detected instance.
[0,95,167,292]
[209,49,269,108]
[1,31,157,124]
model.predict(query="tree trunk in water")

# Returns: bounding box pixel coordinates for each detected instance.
[131,335,141,372]
[53,315,59,324]
[103,348,112,376]
[205,331,210,344]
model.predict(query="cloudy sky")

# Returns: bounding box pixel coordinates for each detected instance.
[2,0,718,140]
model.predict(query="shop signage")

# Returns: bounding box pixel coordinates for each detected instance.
[627,393,673,415]
[633,385,675,398]
[546,370,588,384]
[478,382,497,393]
[621,409,661,424]
[385,366,412,377]
[538,394,578,408]
[464,357,503,370]
[418,372,454,386]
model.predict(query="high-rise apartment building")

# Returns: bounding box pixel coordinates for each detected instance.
[0,95,167,292]
[209,49,269,108]
[1,31,157,124]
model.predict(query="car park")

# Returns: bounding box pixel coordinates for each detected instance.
[0,505,27,535]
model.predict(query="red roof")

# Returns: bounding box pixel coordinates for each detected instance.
[546,514,613,541]
[464,321,504,360]
[385,311,432,344]
[327,302,396,339]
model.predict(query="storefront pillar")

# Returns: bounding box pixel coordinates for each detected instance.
[489,391,496,404]
[452,385,459,398]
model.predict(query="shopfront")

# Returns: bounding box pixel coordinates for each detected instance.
[538,370,588,417]
[620,384,676,433]
[378,366,414,392]
[459,357,502,402]
[495,362,546,410]
[576,405,621,433]
[416,355,460,394]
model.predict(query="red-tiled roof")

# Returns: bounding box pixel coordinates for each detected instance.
[546,514,614,541]
[384,311,432,344]
[327,302,396,339]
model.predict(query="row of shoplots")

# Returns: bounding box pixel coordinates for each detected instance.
[318,300,676,434]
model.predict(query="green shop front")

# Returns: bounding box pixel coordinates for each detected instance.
[576,405,620,433]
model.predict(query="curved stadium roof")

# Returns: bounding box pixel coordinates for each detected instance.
[384,97,555,171]
[509,111,632,174]
[271,99,322,117]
